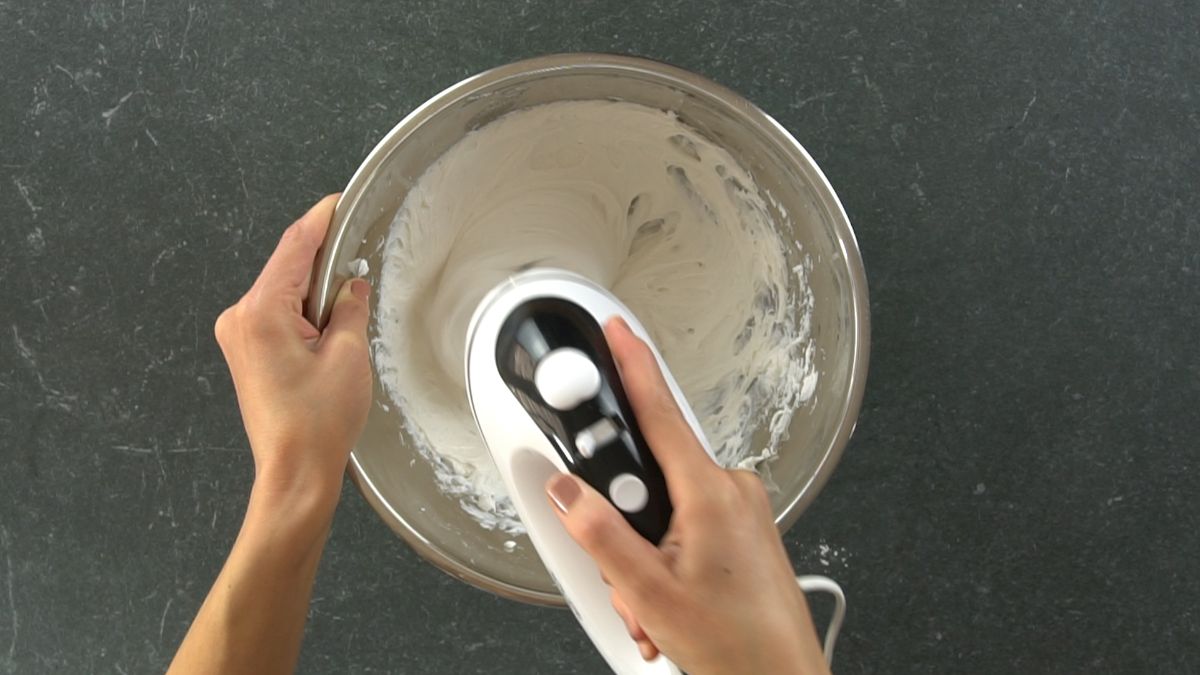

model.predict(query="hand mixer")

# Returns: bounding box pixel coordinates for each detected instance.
[464,267,844,674]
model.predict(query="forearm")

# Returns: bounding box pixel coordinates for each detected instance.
[168,478,339,675]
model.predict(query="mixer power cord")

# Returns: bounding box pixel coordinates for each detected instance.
[795,575,846,667]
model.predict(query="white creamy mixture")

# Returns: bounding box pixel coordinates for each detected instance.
[375,100,816,533]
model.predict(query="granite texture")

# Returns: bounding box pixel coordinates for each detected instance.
[2,0,1198,673]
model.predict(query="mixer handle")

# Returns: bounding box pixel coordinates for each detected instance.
[494,298,673,544]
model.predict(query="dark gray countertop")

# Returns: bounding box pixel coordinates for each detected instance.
[2,1,1197,673]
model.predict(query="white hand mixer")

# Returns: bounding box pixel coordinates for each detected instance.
[464,268,844,674]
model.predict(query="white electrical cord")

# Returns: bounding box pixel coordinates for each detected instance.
[795,575,846,667]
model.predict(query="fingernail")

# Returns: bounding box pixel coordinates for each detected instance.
[547,474,581,513]
[609,316,631,333]
[350,278,369,301]
[307,193,340,216]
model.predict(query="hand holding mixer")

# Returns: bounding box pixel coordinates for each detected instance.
[465,268,843,674]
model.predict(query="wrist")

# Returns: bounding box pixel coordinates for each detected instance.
[237,481,338,564]
[251,437,349,504]
[245,463,343,543]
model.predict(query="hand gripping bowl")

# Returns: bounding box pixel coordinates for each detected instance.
[305,54,870,605]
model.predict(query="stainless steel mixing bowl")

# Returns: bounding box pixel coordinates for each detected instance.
[306,53,869,606]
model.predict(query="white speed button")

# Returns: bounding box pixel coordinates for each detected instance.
[608,473,649,513]
[534,348,601,410]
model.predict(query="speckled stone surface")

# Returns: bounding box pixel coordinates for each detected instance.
[2,1,1198,673]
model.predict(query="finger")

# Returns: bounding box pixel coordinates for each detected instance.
[613,588,659,660]
[611,589,648,641]
[318,277,370,356]
[546,474,672,600]
[604,316,718,484]
[255,194,340,301]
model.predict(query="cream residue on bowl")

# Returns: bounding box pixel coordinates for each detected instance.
[373,100,816,533]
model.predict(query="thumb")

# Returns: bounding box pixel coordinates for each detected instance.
[319,277,370,354]
[547,474,672,600]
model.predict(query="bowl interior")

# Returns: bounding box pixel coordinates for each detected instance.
[321,56,867,604]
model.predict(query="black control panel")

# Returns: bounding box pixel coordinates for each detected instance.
[494,298,672,544]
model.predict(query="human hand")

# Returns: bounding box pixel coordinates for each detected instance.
[215,194,372,509]
[545,317,829,675]
[169,196,370,675]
